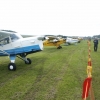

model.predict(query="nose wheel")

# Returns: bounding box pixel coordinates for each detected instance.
[8,55,32,71]
[8,63,16,71]
[57,46,62,49]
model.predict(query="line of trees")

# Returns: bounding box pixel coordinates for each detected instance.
[93,35,100,38]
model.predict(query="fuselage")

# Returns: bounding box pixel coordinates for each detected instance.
[66,37,79,44]
[0,31,43,56]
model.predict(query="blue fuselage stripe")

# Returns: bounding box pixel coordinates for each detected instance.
[0,45,41,56]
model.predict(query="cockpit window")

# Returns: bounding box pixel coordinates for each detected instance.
[10,34,20,42]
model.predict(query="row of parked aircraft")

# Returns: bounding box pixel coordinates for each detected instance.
[43,35,81,48]
[0,30,82,71]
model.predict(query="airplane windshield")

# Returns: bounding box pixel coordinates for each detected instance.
[10,33,22,42]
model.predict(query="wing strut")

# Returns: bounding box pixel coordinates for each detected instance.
[0,49,10,56]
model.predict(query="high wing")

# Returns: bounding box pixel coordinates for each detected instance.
[48,36,59,40]
[44,36,59,42]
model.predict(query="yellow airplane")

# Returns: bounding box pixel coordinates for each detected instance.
[43,35,66,49]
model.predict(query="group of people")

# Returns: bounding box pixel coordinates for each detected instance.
[93,37,98,52]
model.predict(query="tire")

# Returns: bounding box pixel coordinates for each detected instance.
[8,63,16,71]
[59,46,62,48]
[57,46,62,49]
[25,58,31,64]
[57,46,60,49]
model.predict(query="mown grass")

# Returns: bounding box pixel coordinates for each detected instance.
[0,40,100,100]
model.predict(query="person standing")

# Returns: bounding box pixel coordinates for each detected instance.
[93,38,98,51]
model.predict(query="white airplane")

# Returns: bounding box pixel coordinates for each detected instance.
[66,37,79,45]
[0,30,43,71]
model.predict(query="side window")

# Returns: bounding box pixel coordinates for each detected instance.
[0,40,4,45]
[0,37,10,45]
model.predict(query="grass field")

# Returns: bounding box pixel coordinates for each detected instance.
[0,40,100,100]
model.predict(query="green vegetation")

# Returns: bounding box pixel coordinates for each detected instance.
[0,40,100,100]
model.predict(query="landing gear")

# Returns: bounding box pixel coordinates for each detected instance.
[8,54,32,71]
[17,54,32,65]
[8,63,16,71]
[25,58,31,64]
[57,46,62,49]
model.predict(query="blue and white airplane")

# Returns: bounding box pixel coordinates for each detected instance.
[0,30,43,71]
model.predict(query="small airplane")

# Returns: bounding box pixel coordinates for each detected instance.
[43,35,66,49]
[0,30,43,71]
[65,37,79,45]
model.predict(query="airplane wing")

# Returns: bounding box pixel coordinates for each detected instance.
[46,36,60,43]
[47,36,59,41]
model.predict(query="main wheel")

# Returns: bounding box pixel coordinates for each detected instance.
[57,46,62,49]
[8,63,16,71]
[25,58,31,64]
[59,46,62,48]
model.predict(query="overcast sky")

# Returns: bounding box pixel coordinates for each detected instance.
[0,0,100,37]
